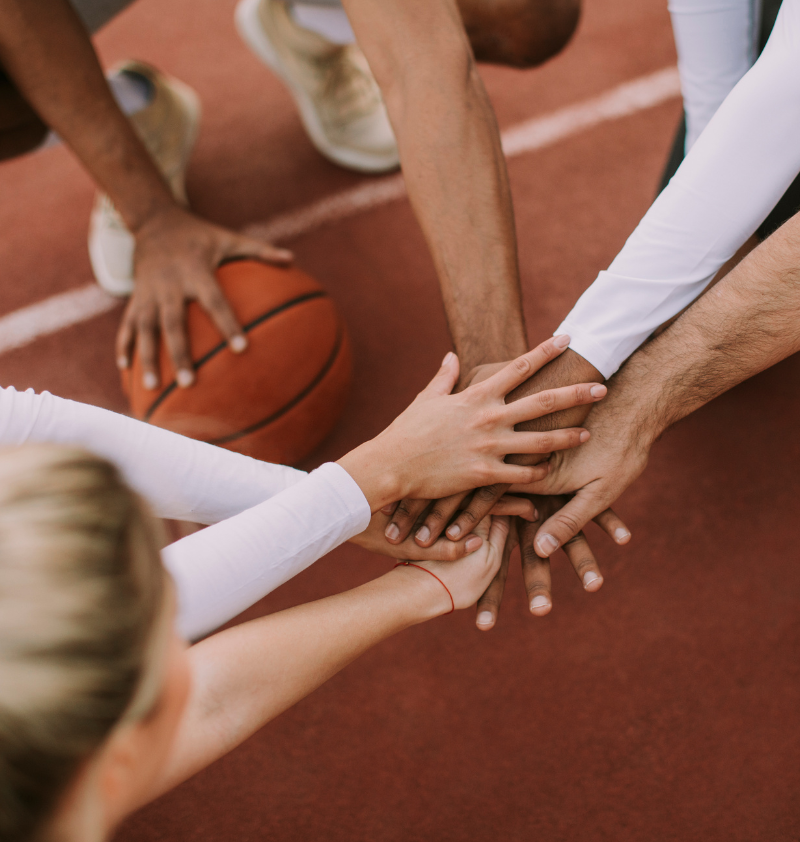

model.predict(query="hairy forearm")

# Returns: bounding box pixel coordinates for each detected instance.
[611,212,800,439]
[344,0,527,374]
[0,0,173,229]
[151,570,441,800]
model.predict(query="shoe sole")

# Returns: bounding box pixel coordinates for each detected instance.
[235,0,399,174]
[88,74,203,298]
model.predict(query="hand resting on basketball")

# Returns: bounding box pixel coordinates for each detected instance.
[337,336,606,513]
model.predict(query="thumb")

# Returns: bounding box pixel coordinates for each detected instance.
[422,351,460,397]
[533,487,604,557]
[228,233,293,265]
[487,515,511,555]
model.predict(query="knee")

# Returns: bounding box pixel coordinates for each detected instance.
[463,0,581,69]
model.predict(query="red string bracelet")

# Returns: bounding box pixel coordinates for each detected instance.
[393,561,455,615]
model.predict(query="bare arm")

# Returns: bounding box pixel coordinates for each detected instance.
[527,209,800,554]
[143,516,510,803]
[0,0,289,388]
[342,0,527,373]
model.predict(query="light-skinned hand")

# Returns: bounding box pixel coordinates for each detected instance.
[337,336,602,512]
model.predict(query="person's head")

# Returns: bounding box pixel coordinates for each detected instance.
[0,444,191,842]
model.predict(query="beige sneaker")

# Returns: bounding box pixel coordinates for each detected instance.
[88,61,201,297]
[235,0,399,173]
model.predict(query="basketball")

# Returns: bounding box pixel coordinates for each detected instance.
[122,259,352,466]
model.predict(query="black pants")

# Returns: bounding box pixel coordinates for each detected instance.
[658,0,799,240]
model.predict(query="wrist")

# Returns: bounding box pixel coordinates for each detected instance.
[386,565,452,622]
[336,440,404,512]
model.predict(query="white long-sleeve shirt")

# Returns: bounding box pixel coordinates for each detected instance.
[0,386,371,640]
[557,0,800,378]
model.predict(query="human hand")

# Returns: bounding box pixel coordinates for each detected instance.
[385,347,605,547]
[508,395,649,559]
[337,336,605,512]
[390,516,510,616]
[473,494,629,629]
[116,205,293,390]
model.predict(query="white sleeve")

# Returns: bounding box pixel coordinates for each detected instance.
[669,0,759,151]
[0,385,306,523]
[556,0,800,379]
[163,461,371,641]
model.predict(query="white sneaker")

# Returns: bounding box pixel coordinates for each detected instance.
[235,0,399,173]
[88,61,201,297]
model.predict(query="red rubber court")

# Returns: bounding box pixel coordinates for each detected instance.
[1,0,798,839]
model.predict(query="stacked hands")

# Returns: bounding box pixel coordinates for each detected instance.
[338,335,632,630]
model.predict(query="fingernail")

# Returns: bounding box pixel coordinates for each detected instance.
[465,535,482,553]
[579,430,590,442]
[143,372,158,390]
[381,504,395,515]
[590,384,606,398]
[537,533,559,555]
[615,528,631,543]
[176,369,194,388]
[583,570,601,588]
[553,334,570,349]
[415,525,431,544]
[477,611,494,626]
[385,523,400,542]
[441,351,456,366]
[530,595,551,613]
[532,508,539,521]
[230,335,247,353]
[116,356,128,370]
[446,524,461,539]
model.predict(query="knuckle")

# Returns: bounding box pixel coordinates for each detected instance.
[555,512,582,536]
[536,434,553,452]
[425,505,448,525]
[537,390,556,413]
[525,582,549,598]
[476,484,502,503]
[514,357,532,378]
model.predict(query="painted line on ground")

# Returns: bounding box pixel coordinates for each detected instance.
[0,66,679,358]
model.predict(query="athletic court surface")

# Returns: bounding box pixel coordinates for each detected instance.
[1,0,799,838]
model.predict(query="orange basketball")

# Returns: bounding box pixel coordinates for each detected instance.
[122,259,352,466]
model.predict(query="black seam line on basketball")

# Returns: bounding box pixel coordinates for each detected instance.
[207,326,344,447]
[143,290,328,422]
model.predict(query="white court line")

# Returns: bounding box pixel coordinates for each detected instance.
[0,67,679,358]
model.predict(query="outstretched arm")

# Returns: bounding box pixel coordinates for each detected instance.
[526,205,800,554]
[342,0,527,373]
[143,518,511,808]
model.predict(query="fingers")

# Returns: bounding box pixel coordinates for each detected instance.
[561,531,604,592]
[489,495,537,520]
[135,302,161,391]
[228,233,293,266]
[399,532,484,561]
[414,492,468,547]
[504,382,607,426]
[593,508,632,546]
[194,270,248,355]
[519,519,553,616]
[533,487,604,558]
[116,303,137,372]
[446,483,509,540]
[475,520,517,631]
[384,498,430,543]
[159,295,194,388]
[505,427,590,455]
[420,351,460,398]
[481,334,571,397]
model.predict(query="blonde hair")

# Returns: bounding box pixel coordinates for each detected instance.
[0,444,167,842]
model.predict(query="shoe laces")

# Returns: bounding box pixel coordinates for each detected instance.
[317,47,383,122]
